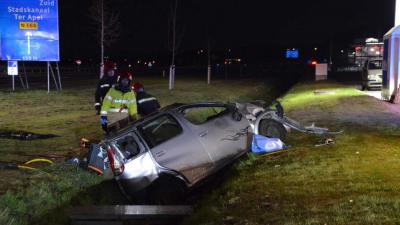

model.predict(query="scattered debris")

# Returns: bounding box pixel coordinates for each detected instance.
[228,197,240,205]
[261,201,272,208]
[0,131,59,140]
[315,137,336,147]
[223,216,235,222]
[65,138,110,176]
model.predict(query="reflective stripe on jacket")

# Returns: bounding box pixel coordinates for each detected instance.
[136,91,160,116]
[101,88,137,117]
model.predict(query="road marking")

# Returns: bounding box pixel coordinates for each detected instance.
[25,32,32,55]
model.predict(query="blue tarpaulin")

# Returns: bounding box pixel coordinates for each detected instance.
[251,134,286,154]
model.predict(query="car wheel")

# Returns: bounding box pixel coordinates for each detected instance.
[259,119,287,141]
[148,177,186,205]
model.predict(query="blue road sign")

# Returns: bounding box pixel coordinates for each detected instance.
[286,49,299,59]
[0,0,60,61]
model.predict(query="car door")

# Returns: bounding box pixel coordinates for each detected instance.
[137,113,214,183]
[180,104,252,166]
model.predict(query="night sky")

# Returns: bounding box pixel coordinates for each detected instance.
[59,0,396,61]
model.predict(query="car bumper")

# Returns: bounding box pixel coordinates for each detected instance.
[367,80,382,88]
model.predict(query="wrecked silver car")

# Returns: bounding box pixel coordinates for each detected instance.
[103,102,253,203]
[102,101,338,203]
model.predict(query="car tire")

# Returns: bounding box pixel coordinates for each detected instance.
[147,176,186,205]
[259,119,287,141]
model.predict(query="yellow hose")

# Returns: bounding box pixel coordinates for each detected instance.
[24,158,54,165]
[17,165,38,171]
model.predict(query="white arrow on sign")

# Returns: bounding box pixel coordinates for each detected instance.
[25,32,32,55]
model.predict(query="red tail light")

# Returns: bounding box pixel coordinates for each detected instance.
[107,146,125,176]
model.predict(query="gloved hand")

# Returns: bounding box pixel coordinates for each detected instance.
[95,104,101,115]
[101,116,108,132]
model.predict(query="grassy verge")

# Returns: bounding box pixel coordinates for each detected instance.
[0,76,287,225]
[183,81,400,225]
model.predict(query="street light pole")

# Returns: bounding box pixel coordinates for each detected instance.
[396,0,400,26]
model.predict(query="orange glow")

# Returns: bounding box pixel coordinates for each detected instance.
[311,61,318,65]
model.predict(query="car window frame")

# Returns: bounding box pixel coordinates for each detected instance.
[180,104,232,126]
[137,113,184,149]
[112,131,143,160]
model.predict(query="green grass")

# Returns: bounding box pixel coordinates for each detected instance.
[0,76,285,225]
[183,81,400,225]
[280,82,364,111]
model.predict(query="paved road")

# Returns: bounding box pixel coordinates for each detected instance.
[363,90,400,115]
[364,90,382,100]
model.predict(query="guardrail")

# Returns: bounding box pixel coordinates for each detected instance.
[69,205,193,225]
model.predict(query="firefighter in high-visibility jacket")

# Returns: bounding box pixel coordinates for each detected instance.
[100,71,137,132]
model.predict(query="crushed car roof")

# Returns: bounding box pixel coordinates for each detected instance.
[104,102,233,139]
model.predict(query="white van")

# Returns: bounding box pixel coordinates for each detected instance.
[362,59,383,90]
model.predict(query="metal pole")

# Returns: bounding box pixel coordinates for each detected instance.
[23,62,29,89]
[169,67,171,90]
[172,66,175,89]
[169,65,174,90]
[12,75,15,91]
[396,0,400,27]
[100,0,104,79]
[207,64,211,85]
[56,62,62,91]
[47,61,50,93]
[17,62,25,89]
[18,74,25,89]
[49,63,59,91]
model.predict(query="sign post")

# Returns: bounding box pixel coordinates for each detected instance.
[7,61,18,91]
[0,0,60,92]
[315,63,328,81]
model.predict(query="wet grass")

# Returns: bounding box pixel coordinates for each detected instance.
[0,76,288,225]
[183,81,400,225]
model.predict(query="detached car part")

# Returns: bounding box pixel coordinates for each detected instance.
[237,101,342,140]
